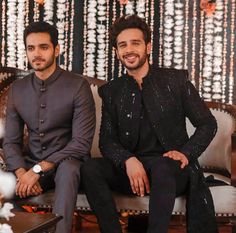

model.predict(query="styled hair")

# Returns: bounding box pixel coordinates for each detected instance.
[110,14,151,48]
[24,21,58,48]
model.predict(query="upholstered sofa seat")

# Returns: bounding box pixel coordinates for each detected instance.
[0,67,235,232]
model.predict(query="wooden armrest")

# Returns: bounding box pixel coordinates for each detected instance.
[231,133,236,186]
[205,101,236,187]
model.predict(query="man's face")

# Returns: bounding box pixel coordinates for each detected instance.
[116,28,151,71]
[26,32,59,72]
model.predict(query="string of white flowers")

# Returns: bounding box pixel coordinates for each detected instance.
[183,0,189,70]
[111,0,117,79]
[228,0,235,104]
[190,0,197,86]
[145,0,149,25]
[158,0,164,67]
[105,0,109,81]
[198,10,205,97]
[118,4,124,78]
[163,0,174,68]
[33,1,40,22]
[1,0,6,66]
[125,1,134,15]
[149,0,154,64]
[86,0,97,77]
[63,0,70,69]
[173,1,184,70]
[202,15,214,101]
[136,0,145,19]
[44,0,54,24]
[68,0,75,71]
[25,0,29,29]
[16,0,26,69]
[212,0,224,101]
[83,0,88,76]
[96,0,107,80]
[57,0,66,69]
[221,0,228,103]
[6,0,17,68]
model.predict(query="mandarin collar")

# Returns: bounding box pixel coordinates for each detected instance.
[33,66,63,86]
[123,65,152,85]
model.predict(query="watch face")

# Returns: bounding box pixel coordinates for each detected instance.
[33,164,42,173]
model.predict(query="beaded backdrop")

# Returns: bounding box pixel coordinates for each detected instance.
[0,0,235,103]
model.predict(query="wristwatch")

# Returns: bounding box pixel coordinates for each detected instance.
[32,164,44,176]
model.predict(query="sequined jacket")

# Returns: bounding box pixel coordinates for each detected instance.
[98,67,218,233]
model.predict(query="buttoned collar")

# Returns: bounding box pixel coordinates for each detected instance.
[33,66,63,86]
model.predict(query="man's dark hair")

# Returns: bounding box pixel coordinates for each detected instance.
[24,21,58,48]
[110,14,151,49]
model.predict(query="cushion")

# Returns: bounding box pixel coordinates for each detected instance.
[186,109,235,173]
[90,85,102,157]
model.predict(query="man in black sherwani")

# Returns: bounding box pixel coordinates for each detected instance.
[82,15,218,233]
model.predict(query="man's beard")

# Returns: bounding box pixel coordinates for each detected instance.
[30,56,55,72]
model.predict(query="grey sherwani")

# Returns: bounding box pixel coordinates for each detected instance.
[3,67,95,233]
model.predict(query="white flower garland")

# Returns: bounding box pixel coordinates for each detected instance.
[158,0,164,66]
[173,1,184,70]
[1,0,6,66]
[190,0,197,86]
[163,0,174,67]
[33,1,40,22]
[44,0,54,24]
[137,0,145,19]
[96,0,107,80]
[6,0,17,68]
[212,0,224,101]
[56,0,66,69]
[16,0,26,69]
[221,0,228,103]
[86,0,97,77]
[202,16,214,101]
[125,1,134,15]
[68,0,75,71]
[228,0,235,104]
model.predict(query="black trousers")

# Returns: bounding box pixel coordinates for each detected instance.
[81,156,189,233]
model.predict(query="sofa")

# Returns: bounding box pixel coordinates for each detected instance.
[0,67,235,232]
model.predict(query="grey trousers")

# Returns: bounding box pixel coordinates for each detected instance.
[39,158,82,233]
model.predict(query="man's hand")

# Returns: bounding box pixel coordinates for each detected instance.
[15,169,41,198]
[163,150,189,169]
[125,157,150,197]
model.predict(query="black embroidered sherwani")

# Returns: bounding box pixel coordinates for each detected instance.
[82,66,218,233]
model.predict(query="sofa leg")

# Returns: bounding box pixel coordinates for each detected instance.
[233,224,236,233]
[72,211,82,233]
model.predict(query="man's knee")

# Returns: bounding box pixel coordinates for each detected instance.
[81,158,104,179]
[55,158,81,182]
[150,157,178,178]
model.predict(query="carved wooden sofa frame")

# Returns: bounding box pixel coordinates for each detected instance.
[0,67,235,232]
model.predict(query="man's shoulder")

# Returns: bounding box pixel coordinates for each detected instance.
[59,69,90,88]
[98,77,123,96]
[11,73,33,89]
[152,67,188,79]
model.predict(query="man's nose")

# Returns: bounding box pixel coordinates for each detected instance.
[125,44,134,53]
[33,47,42,56]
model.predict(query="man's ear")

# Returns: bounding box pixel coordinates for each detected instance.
[146,42,151,55]
[55,44,60,57]
[115,48,120,60]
